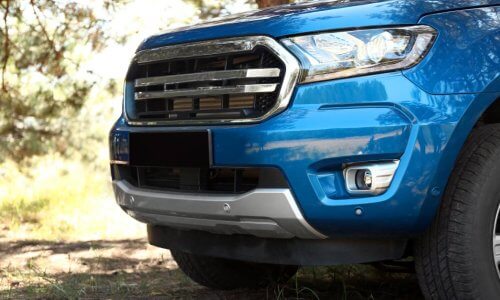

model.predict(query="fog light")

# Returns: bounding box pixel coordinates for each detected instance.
[344,161,399,196]
[355,169,373,190]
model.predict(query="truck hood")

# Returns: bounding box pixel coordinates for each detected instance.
[138,0,498,51]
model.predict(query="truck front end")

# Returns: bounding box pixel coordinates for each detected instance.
[110,0,500,295]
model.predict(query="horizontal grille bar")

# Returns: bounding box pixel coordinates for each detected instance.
[135,68,281,88]
[135,39,256,64]
[135,84,278,100]
[136,108,243,117]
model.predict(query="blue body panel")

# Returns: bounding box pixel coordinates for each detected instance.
[404,6,500,94]
[112,2,500,238]
[138,0,499,50]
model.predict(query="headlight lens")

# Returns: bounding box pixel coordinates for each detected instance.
[282,25,436,83]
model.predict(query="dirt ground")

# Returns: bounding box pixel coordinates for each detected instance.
[0,236,264,299]
[0,230,424,299]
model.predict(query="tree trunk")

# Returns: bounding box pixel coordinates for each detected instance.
[256,0,291,8]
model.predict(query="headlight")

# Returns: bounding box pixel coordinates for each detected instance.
[282,25,437,83]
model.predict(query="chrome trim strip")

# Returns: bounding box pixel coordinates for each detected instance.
[124,36,301,126]
[113,180,327,239]
[110,160,129,165]
[284,189,329,240]
[135,68,281,87]
[135,84,278,100]
[136,39,255,64]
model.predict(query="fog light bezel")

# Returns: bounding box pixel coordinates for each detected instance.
[344,161,400,196]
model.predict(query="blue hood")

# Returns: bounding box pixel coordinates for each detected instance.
[138,0,498,50]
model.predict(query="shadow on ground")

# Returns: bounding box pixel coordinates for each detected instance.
[0,238,422,299]
[0,238,146,255]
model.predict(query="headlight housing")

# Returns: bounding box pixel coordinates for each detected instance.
[282,25,437,83]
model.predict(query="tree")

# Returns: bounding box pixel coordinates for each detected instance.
[256,0,292,8]
[0,0,121,161]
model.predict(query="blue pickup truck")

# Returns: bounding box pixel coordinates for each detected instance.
[110,0,500,297]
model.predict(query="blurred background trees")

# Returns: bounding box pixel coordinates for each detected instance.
[0,0,124,161]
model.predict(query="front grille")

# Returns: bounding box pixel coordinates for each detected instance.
[124,36,299,125]
[112,165,289,194]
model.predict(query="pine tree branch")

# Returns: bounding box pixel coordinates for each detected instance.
[29,0,60,57]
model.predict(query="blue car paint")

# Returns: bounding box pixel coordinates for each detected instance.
[111,2,500,237]
[404,6,500,94]
[138,0,499,51]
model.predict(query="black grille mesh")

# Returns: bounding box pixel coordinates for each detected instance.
[112,165,289,194]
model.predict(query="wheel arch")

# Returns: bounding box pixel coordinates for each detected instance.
[417,92,500,233]
[479,97,500,126]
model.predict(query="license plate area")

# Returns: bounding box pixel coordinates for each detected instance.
[129,131,212,168]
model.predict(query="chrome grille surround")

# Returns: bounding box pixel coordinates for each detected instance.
[124,36,301,126]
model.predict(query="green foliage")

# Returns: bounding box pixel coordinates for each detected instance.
[0,0,122,161]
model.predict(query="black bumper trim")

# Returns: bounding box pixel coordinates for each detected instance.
[148,225,407,266]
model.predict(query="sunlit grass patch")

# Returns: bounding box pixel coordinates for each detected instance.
[0,197,50,225]
[0,155,144,241]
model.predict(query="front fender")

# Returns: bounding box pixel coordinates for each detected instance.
[404,6,500,94]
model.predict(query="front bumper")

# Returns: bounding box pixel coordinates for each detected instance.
[111,72,480,238]
[113,180,325,239]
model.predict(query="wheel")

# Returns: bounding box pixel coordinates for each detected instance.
[415,124,500,298]
[171,250,299,290]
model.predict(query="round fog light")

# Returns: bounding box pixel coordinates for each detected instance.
[355,169,372,190]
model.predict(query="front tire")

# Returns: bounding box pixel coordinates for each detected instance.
[415,124,500,298]
[171,250,298,290]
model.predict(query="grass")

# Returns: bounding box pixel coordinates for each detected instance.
[4,260,183,298]
[0,197,50,224]
[0,155,144,241]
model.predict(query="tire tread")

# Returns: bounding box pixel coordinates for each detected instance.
[416,124,500,299]
[171,250,298,290]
